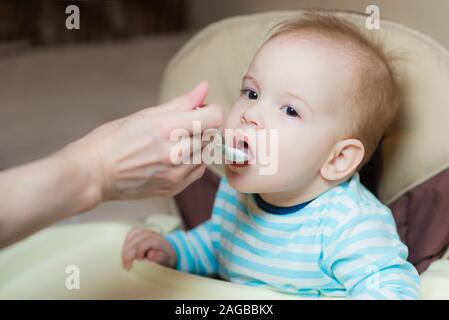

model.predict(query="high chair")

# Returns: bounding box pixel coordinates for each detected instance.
[159,10,449,299]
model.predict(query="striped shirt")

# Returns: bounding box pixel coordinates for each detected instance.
[165,173,420,299]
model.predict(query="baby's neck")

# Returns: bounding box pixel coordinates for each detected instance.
[258,177,343,207]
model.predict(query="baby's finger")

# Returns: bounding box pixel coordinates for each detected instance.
[122,248,134,270]
[124,232,162,267]
[122,236,136,269]
[147,249,168,265]
[123,245,139,270]
[123,235,151,269]
[124,227,145,247]
[136,237,163,260]
[123,230,155,254]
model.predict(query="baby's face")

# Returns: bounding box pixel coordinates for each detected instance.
[224,35,355,194]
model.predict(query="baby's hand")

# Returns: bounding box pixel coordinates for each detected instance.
[121,226,176,270]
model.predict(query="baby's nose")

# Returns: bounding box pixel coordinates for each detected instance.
[240,112,263,128]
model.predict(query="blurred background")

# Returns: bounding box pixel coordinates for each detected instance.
[0,0,448,223]
[2,0,449,48]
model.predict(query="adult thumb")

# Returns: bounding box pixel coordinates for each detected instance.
[168,81,209,111]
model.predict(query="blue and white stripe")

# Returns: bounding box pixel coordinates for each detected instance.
[165,173,420,299]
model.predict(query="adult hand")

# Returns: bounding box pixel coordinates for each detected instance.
[60,81,223,203]
[0,82,223,248]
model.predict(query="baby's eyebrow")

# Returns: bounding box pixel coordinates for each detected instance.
[286,90,313,115]
[242,74,257,85]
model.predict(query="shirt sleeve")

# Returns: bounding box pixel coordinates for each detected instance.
[163,177,231,275]
[322,208,421,300]
[165,219,219,275]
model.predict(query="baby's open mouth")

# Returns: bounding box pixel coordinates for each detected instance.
[224,135,254,167]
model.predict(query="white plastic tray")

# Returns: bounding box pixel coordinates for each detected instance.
[0,215,447,299]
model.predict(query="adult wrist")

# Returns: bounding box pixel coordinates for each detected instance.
[55,139,105,215]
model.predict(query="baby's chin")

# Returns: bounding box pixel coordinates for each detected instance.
[224,165,273,194]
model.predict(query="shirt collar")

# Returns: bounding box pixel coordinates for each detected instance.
[253,193,315,215]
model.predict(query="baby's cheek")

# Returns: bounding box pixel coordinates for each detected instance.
[276,143,310,175]
[277,139,299,162]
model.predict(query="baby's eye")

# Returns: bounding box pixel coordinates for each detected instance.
[281,105,301,118]
[241,89,258,100]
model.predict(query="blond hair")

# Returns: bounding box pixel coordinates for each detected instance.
[267,11,400,166]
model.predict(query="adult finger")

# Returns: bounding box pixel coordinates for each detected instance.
[164,81,209,112]
[173,163,207,195]
[168,134,205,165]
[164,103,224,135]
[137,81,208,118]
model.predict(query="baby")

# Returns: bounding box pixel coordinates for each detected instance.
[121,12,420,299]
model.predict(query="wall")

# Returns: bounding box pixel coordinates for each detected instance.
[187,0,449,50]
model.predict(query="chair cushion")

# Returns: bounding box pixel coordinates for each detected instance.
[390,167,449,273]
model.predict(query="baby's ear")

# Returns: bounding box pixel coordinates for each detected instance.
[320,139,365,182]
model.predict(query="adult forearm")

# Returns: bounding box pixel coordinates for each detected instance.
[0,82,223,249]
[0,147,101,249]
